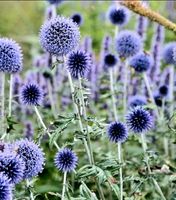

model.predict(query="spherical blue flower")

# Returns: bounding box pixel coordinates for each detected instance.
[40,16,80,56]
[129,95,147,108]
[20,83,43,106]
[67,50,92,78]
[0,173,12,200]
[126,107,153,133]
[115,30,142,58]
[129,52,153,73]
[54,148,78,173]
[104,53,118,68]
[107,5,130,26]
[47,0,63,5]
[71,13,83,26]
[159,85,168,97]
[107,121,128,143]
[163,42,176,65]
[16,139,45,179]
[154,95,163,107]
[0,38,23,73]
[0,153,25,184]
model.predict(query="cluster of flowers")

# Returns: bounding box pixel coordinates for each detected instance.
[0,0,176,199]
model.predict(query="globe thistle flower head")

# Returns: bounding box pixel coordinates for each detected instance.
[0,153,25,184]
[47,0,63,5]
[126,107,153,133]
[104,53,118,68]
[40,16,80,56]
[20,83,43,106]
[0,38,23,73]
[67,50,92,78]
[0,173,12,200]
[107,5,130,26]
[163,42,176,65]
[107,121,128,143]
[115,30,142,59]
[54,148,78,173]
[159,85,168,97]
[129,95,147,108]
[71,13,83,26]
[16,139,45,179]
[129,52,153,73]
[154,95,163,107]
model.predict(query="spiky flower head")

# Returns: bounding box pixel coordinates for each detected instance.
[129,95,147,108]
[107,5,130,26]
[163,42,176,65]
[154,95,163,107]
[71,13,83,26]
[159,85,168,97]
[126,107,153,133]
[54,148,78,173]
[16,139,45,179]
[67,50,92,78]
[0,153,25,184]
[47,0,63,5]
[104,53,118,68]
[115,30,142,59]
[20,83,43,106]
[130,52,153,73]
[40,16,80,56]
[0,173,12,200]
[0,38,23,73]
[107,121,128,143]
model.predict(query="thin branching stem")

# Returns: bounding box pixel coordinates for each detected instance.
[141,134,166,200]
[61,172,67,200]
[8,74,13,117]
[34,106,60,150]
[109,67,123,200]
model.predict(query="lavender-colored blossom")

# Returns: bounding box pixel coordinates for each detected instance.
[67,50,92,78]
[136,15,148,40]
[0,38,23,73]
[40,16,80,56]
[129,95,147,108]
[115,30,142,59]
[130,52,153,73]
[107,5,130,26]
[71,13,83,26]
[54,148,78,173]
[20,83,43,106]
[107,121,128,143]
[0,153,25,184]
[16,139,45,179]
[163,42,176,65]
[126,107,153,133]
[0,173,12,200]
[149,24,165,82]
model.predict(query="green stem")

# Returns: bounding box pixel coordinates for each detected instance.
[8,74,13,117]
[34,106,60,150]
[141,134,166,200]
[0,73,5,135]
[109,68,123,200]
[26,180,35,200]
[47,79,57,118]
[66,70,105,200]
[123,60,128,116]
[143,73,159,118]
[61,172,67,200]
